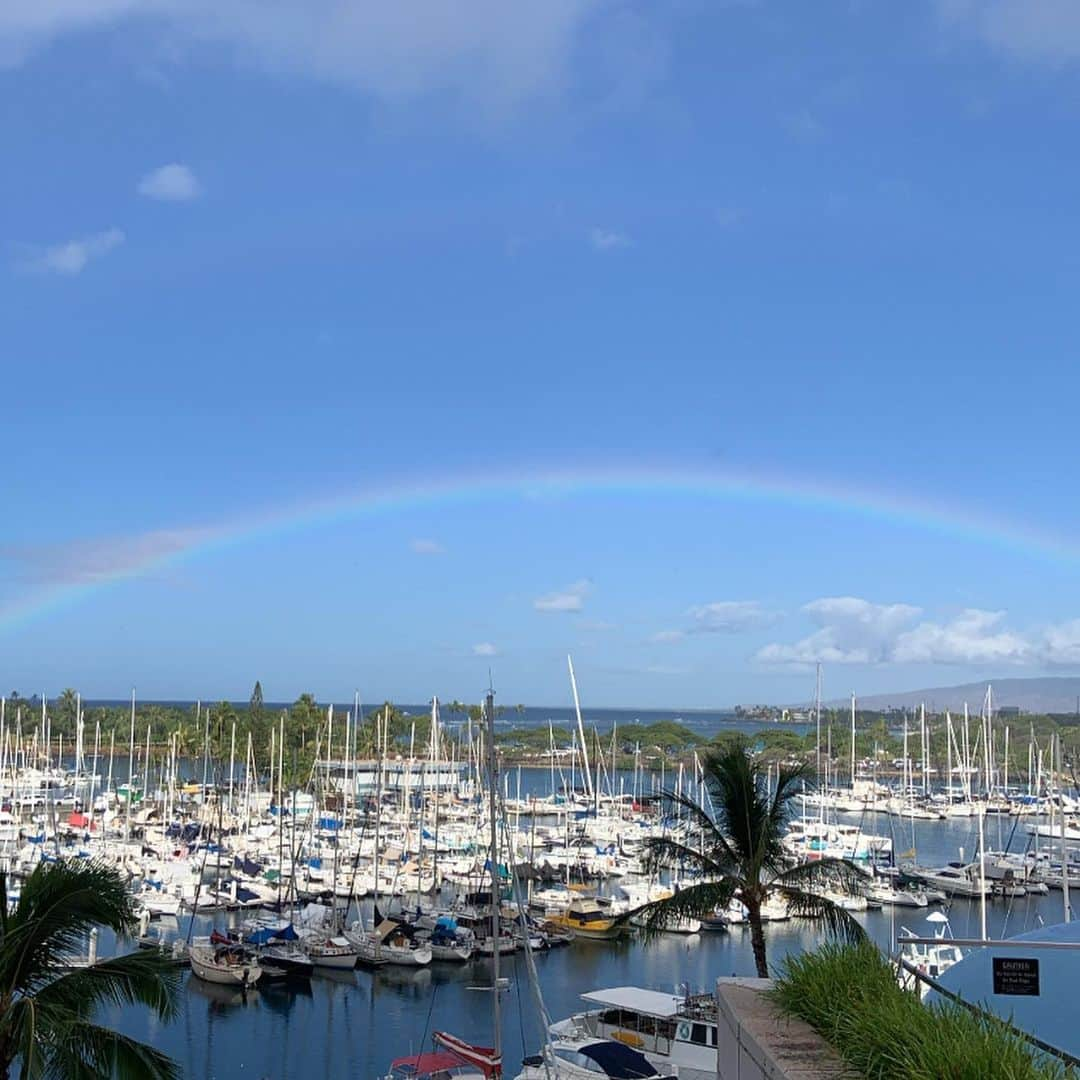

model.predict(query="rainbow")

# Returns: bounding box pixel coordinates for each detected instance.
[0,463,1071,634]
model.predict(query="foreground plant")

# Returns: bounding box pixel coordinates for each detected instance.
[771,942,1068,1080]
[0,859,181,1079]
[640,743,865,976]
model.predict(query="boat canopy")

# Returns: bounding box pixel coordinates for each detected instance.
[245,924,299,945]
[580,988,682,1019]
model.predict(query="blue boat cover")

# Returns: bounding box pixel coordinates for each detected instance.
[578,1041,658,1079]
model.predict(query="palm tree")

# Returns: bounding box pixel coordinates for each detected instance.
[0,859,181,1079]
[640,743,865,978]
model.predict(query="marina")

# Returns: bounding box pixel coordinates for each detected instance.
[1,684,1074,1076]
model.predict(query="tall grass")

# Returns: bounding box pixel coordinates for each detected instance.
[769,942,1072,1079]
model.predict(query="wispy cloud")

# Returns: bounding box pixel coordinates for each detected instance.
[652,600,776,643]
[409,538,445,555]
[472,642,498,657]
[782,108,824,143]
[18,229,124,276]
[138,163,201,202]
[937,0,1080,65]
[534,579,591,613]
[689,600,776,633]
[0,3,632,114]
[589,227,631,251]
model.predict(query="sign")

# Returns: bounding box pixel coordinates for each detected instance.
[992,957,1039,996]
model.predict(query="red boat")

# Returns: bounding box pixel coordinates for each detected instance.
[386,1032,501,1080]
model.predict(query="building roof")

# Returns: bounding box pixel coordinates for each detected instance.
[581,987,683,1018]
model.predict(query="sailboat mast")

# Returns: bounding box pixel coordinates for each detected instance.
[567,656,593,801]
[485,686,502,1062]
[814,663,822,788]
[849,692,856,789]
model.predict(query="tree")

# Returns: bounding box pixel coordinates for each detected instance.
[290,694,320,751]
[0,859,181,1078]
[249,681,264,725]
[640,743,865,978]
[56,689,79,732]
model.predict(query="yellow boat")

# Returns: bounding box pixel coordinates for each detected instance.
[548,898,625,940]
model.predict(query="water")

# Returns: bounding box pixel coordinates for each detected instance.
[98,772,1066,1078]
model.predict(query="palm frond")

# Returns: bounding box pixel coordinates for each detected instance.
[768,764,810,839]
[2,861,136,995]
[772,857,868,897]
[34,950,182,1022]
[649,788,744,871]
[702,746,769,864]
[39,1019,181,1080]
[637,879,737,937]
[640,836,732,879]
[772,886,867,945]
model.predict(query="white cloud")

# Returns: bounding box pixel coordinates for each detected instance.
[472,642,498,657]
[689,600,775,633]
[938,0,1080,64]
[20,228,124,276]
[409,538,444,555]
[755,597,922,667]
[892,609,1033,665]
[589,227,631,251]
[756,597,1060,670]
[1039,619,1080,667]
[534,579,590,613]
[0,2,620,112]
[138,163,200,202]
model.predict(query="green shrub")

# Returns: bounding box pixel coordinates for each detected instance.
[769,942,1071,1079]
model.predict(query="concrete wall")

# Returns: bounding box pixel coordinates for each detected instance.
[714,978,849,1080]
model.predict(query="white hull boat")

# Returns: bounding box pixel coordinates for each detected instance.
[189,939,262,988]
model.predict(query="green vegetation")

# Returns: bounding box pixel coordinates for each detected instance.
[13,687,1080,784]
[770,942,1070,1080]
[640,743,865,976]
[0,860,181,1079]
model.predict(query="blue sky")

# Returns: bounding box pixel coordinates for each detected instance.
[4,1,1080,707]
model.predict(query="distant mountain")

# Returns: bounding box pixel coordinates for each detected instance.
[833,677,1080,715]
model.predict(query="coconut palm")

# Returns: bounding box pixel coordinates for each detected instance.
[640,743,866,977]
[0,859,181,1079]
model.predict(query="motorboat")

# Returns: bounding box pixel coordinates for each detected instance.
[896,912,963,999]
[515,1036,677,1080]
[911,863,990,898]
[547,898,627,940]
[546,986,718,1080]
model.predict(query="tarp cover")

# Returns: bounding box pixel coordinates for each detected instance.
[578,1041,658,1079]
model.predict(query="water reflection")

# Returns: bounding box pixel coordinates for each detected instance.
[96,773,1079,1078]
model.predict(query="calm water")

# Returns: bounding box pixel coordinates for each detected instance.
[98,772,1066,1079]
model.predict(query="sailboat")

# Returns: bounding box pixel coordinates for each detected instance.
[349,906,433,966]
[189,935,263,988]
[382,688,506,1079]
